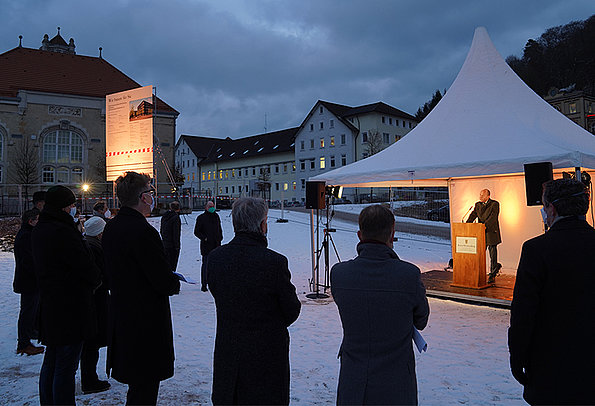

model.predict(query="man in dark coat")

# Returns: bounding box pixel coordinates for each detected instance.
[160,201,181,272]
[103,172,180,405]
[207,197,301,405]
[509,178,595,405]
[92,200,111,223]
[80,216,110,394]
[194,200,223,292]
[31,185,101,405]
[331,204,430,406]
[466,188,502,284]
[13,208,44,356]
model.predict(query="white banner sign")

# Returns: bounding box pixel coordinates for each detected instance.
[106,85,154,181]
[455,236,477,254]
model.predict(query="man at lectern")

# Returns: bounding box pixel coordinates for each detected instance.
[466,189,501,284]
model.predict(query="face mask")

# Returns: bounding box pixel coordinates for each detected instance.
[104,209,111,218]
[148,195,155,212]
[69,207,77,218]
[207,207,216,213]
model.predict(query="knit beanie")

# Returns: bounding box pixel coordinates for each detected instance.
[84,216,106,237]
[45,185,76,209]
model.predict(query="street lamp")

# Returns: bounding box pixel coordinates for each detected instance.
[82,183,90,214]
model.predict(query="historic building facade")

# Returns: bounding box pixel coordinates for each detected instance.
[0,29,178,195]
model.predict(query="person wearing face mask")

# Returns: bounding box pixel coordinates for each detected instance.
[102,172,180,406]
[508,178,595,405]
[92,201,112,223]
[330,204,429,406]
[31,185,101,405]
[207,197,301,405]
[194,200,223,292]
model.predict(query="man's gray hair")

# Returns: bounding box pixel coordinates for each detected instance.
[232,197,268,234]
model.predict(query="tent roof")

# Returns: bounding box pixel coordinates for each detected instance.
[313,27,595,187]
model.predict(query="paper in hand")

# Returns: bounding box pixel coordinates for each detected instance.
[173,272,197,284]
[413,328,428,353]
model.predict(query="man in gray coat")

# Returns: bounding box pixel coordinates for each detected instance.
[331,204,430,405]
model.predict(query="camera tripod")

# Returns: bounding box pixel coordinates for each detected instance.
[307,196,341,299]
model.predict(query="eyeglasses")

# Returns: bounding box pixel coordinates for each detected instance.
[139,189,156,198]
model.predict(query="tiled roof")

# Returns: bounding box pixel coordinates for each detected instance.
[179,127,299,164]
[0,47,178,114]
[321,100,416,121]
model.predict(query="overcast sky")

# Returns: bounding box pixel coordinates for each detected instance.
[2,1,594,140]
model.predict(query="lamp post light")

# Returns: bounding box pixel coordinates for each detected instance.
[82,183,90,214]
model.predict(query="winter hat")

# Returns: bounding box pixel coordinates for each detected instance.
[45,185,76,209]
[84,216,106,237]
[32,191,46,204]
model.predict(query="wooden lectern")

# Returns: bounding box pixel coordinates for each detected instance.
[451,223,490,289]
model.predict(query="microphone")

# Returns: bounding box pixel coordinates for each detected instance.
[461,206,473,222]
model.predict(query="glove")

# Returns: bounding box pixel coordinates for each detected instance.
[510,356,528,385]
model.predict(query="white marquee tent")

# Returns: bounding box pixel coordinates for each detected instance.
[313,27,595,270]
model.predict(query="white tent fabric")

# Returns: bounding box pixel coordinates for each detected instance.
[312,27,595,187]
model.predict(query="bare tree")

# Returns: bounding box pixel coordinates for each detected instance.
[256,167,271,201]
[11,137,40,206]
[365,129,384,157]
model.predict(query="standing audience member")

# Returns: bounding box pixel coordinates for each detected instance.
[31,185,101,405]
[32,191,46,211]
[207,197,301,405]
[13,208,44,356]
[509,178,595,405]
[194,200,223,292]
[92,201,111,222]
[80,216,110,394]
[331,204,430,405]
[102,172,180,406]
[160,201,182,272]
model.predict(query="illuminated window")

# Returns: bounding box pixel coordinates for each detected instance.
[232,169,235,178]
[320,157,325,169]
[219,170,223,179]
[292,181,296,190]
[202,172,205,181]
[292,163,296,172]
[283,183,288,191]
[569,103,577,114]
[225,170,229,178]
[330,136,335,146]
[320,138,325,148]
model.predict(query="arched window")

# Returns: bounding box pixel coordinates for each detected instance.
[43,130,83,163]
[41,125,86,185]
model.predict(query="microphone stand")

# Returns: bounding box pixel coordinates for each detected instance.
[461,206,474,223]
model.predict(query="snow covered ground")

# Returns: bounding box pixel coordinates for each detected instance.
[0,209,523,405]
[332,203,451,228]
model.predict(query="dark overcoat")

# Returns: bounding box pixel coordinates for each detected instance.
[467,198,501,245]
[102,206,180,384]
[207,232,301,405]
[194,210,223,255]
[331,242,430,406]
[85,235,109,348]
[160,210,181,249]
[31,208,101,345]
[13,223,38,294]
[508,216,595,405]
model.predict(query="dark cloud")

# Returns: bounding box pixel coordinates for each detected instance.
[2,0,593,139]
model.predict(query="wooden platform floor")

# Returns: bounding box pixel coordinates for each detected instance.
[421,270,515,308]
